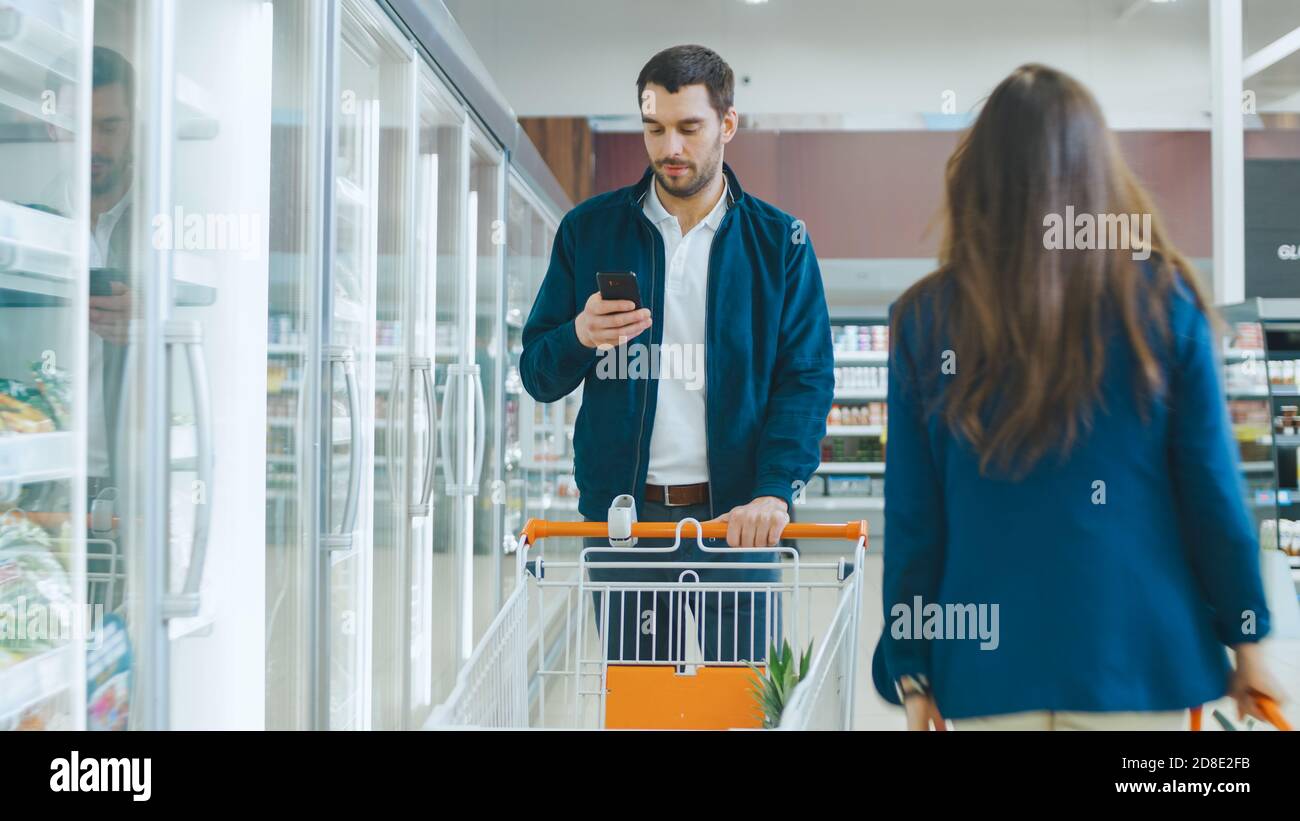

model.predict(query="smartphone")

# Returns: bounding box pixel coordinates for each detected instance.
[596,271,642,310]
[90,267,127,297]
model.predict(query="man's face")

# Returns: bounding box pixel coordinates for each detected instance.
[90,82,131,196]
[641,82,736,199]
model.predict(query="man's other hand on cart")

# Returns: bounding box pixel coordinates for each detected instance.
[708,496,790,547]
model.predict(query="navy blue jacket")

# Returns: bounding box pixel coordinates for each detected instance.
[520,164,834,521]
[872,272,1272,718]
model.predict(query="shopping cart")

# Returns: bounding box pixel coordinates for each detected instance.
[427,507,869,730]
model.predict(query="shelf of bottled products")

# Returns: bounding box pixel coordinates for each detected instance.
[794,318,890,528]
[1220,301,1300,593]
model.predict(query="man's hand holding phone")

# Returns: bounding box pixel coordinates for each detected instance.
[575,292,651,350]
[90,281,133,345]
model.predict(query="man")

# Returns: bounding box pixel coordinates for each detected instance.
[519,45,833,663]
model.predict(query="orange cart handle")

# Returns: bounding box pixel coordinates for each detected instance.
[1190,694,1291,731]
[520,518,867,546]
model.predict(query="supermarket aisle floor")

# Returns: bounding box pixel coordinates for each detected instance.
[850,553,1300,731]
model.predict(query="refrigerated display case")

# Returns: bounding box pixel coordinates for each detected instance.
[5,0,571,732]
[0,0,90,732]
[1,0,277,731]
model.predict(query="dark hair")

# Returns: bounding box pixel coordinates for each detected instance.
[894,63,1210,479]
[636,45,734,120]
[46,46,134,110]
[92,47,134,111]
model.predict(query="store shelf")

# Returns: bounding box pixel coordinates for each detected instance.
[0,4,79,137]
[0,201,79,300]
[527,496,578,511]
[336,176,369,208]
[834,350,887,363]
[1251,494,1298,508]
[834,388,887,400]
[174,72,220,140]
[0,431,76,483]
[796,496,884,511]
[824,425,883,437]
[268,343,306,355]
[816,461,885,475]
[522,459,573,472]
[1241,461,1275,474]
[0,85,75,135]
[0,643,76,724]
[1270,387,1300,397]
[172,250,219,306]
[1223,348,1265,362]
[1226,388,1270,399]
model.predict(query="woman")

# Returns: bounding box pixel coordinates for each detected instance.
[871,64,1283,730]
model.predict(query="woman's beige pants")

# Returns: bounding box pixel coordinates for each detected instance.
[954,710,1188,730]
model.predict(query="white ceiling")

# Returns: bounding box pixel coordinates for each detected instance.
[442,0,1300,127]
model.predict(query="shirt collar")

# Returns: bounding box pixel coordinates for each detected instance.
[644,176,730,233]
[97,184,133,226]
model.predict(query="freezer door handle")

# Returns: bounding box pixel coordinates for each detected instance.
[469,365,486,494]
[162,320,213,620]
[385,354,402,507]
[323,346,361,550]
[410,356,435,516]
[449,363,486,493]
[438,365,459,495]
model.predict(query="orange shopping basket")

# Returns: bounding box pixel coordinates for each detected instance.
[427,510,869,730]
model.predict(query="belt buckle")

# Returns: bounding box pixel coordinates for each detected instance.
[663,485,682,507]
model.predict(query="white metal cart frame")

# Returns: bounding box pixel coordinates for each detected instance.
[428,509,868,730]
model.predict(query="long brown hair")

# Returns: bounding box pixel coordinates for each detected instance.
[895,63,1214,478]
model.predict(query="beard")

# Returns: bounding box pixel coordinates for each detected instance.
[91,154,129,196]
[653,141,723,200]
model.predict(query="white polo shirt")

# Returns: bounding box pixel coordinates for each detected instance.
[86,186,133,479]
[641,178,729,486]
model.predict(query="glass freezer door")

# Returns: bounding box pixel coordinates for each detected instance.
[413,62,466,721]
[157,0,275,729]
[468,128,505,646]
[362,6,415,733]
[0,0,91,731]
[264,0,327,732]
[321,0,418,730]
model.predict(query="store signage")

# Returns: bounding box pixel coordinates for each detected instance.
[1280,244,1300,261]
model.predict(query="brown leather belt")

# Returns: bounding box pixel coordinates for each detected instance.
[644,481,710,508]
